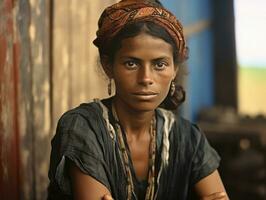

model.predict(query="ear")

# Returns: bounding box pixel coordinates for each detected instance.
[172,65,179,79]
[100,55,113,78]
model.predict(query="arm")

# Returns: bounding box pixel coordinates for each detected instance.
[194,170,229,200]
[68,161,112,200]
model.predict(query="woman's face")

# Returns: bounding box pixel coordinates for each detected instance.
[109,32,177,112]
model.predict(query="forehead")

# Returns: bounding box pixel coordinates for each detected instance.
[116,32,174,59]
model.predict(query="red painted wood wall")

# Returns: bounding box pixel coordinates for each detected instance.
[1,0,52,198]
[0,0,115,199]
[0,0,20,199]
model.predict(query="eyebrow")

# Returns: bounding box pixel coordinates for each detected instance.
[120,56,172,62]
[121,56,142,62]
[152,57,172,62]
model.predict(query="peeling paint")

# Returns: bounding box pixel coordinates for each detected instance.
[0,0,20,198]
[1,0,119,199]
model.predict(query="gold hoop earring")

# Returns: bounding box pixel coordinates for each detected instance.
[170,81,175,96]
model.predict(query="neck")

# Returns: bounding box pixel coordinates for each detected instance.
[112,98,155,137]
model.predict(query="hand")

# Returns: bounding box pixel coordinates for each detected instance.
[102,194,114,200]
[201,192,229,200]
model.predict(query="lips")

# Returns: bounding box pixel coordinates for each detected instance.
[133,91,158,95]
[132,91,158,100]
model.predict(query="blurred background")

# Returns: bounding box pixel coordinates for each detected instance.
[0,0,265,199]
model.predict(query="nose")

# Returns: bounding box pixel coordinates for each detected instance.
[137,65,154,86]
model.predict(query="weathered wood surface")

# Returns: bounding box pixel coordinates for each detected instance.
[1,0,52,199]
[52,0,117,127]
[0,0,20,199]
[1,0,118,199]
[27,0,51,199]
[16,0,52,199]
[16,1,36,199]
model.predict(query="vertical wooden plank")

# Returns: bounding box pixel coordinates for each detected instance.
[85,0,117,101]
[16,0,51,199]
[52,0,72,127]
[1,0,56,199]
[16,0,35,198]
[28,0,51,199]
[70,0,116,107]
[0,0,20,199]
[52,0,117,127]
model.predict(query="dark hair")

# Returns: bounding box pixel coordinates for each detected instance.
[150,0,164,7]
[99,21,186,110]
[100,21,181,65]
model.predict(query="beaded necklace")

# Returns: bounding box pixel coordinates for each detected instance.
[111,103,156,200]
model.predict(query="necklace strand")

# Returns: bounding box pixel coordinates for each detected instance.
[111,103,156,200]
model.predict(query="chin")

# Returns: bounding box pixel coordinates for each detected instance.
[116,94,165,112]
[129,100,161,112]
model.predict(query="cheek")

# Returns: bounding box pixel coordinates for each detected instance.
[157,71,175,94]
[163,80,172,94]
[113,72,135,92]
[158,70,175,84]
[156,77,172,97]
[114,71,134,84]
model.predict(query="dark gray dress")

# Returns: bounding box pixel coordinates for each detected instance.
[47,98,220,200]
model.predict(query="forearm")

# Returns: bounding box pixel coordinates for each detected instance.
[68,160,111,200]
[194,170,229,200]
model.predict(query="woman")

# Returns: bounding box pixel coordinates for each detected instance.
[48,0,229,199]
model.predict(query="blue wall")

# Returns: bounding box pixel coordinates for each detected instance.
[163,0,214,121]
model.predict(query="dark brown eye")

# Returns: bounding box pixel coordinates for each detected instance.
[154,61,168,70]
[124,60,138,69]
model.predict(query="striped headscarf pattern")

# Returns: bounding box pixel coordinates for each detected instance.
[93,0,187,62]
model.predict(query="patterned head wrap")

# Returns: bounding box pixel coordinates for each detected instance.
[93,0,188,62]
